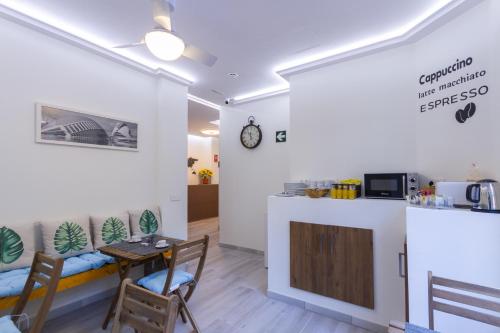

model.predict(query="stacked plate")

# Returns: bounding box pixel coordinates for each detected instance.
[284,182,307,196]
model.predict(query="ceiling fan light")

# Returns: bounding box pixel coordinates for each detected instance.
[145,30,185,61]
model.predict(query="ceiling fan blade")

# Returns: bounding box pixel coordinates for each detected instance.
[152,0,174,31]
[183,44,218,67]
[113,41,145,49]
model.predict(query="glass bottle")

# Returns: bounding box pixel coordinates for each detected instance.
[348,185,356,199]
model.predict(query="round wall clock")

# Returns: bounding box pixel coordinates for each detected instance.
[240,116,262,149]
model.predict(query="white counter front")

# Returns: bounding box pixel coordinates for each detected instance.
[407,206,500,333]
[267,196,408,332]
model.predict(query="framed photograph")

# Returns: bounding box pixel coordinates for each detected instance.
[35,104,138,151]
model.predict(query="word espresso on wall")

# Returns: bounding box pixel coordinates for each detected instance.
[417,56,489,122]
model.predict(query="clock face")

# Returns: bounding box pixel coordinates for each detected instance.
[241,124,262,149]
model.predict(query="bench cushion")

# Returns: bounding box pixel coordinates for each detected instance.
[40,216,94,259]
[0,268,33,298]
[137,269,193,294]
[129,207,162,238]
[61,252,114,278]
[0,223,35,273]
[90,213,130,249]
[0,316,20,333]
[0,252,115,298]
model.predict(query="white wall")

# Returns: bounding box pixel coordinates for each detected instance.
[156,77,188,240]
[414,0,500,181]
[289,0,500,183]
[220,95,289,252]
[187,135,219,185]
[0,15,188,313]
[289,45,417,181]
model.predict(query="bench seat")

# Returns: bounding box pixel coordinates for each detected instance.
[0,252,117,311]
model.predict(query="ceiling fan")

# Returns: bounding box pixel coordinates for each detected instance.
[114,0,218,67]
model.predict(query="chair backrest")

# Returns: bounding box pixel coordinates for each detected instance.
[11,252,64,333]
[428,271,500,330]
[162,235,209,295]
[111,279,179,333]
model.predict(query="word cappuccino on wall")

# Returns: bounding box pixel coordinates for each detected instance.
[417,56,489,122]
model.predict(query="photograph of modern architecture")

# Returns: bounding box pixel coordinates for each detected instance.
[38,105,138,150]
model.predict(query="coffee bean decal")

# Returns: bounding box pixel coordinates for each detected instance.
[455,102,476,123]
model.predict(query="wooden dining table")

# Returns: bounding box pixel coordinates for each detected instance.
[98,235,183,330]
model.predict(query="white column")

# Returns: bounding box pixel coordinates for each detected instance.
[156,76,188,240]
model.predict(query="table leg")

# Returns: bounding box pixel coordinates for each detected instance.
[102,259,131,329]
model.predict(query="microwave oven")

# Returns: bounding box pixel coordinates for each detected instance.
[364,173,419,200]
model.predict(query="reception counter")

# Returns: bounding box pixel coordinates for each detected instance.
[267,196,408,333]
[406,206,500,333]
[188,184,219,222]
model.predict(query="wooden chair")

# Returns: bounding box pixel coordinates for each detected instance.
[111,279,179,333]
[428,271,500,330]
[389,271,500,332]
[8,252,64,333]
[137,235,209,333]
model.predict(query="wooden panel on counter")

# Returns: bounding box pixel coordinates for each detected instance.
[188,184,219,222]
[290,221,374,309]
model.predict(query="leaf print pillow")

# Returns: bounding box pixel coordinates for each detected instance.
[128,207,162,238]
[90,212,130,249]
[0,222,36,272]
[41,216,94,259]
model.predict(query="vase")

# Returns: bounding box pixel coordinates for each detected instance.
[201,177,211,185]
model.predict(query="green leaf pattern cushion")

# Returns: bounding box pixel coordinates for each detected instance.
[139,210,158,235]
[129,207,162,237]
[54,221,88,255]
[102,217,127,244]
[0,227,23,265]
[41,216,94,259]
[0,223,35,272]
[90,212,130,249]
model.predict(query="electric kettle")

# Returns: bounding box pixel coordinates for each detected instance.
[466,179,500,213]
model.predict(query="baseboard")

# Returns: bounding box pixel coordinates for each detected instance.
[267,290,306,308]
[219,243,264,255]
[267,290,388,333]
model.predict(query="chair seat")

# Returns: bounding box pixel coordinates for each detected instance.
[0,316,21,333]
[137,269,194,294]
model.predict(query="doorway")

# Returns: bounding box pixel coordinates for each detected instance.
[187,99,220,245]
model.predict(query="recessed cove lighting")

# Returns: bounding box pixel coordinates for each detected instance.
[201,129,219,136]
[188,94,222,111]
[232,83,290,103]
[0,0,195,83]
[274,0,457,73]
[209,120,220,126]
[231,0,460,104]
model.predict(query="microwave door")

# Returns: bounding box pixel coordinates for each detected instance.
[365,174,406,199]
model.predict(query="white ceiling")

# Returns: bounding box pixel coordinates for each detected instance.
[3,0,453,104]
[188,100,219,137]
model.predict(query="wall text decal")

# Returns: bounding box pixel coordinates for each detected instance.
[417,56,489,118]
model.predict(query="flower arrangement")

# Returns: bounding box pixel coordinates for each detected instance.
[198,169,213,178]
[198,169,213,184]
